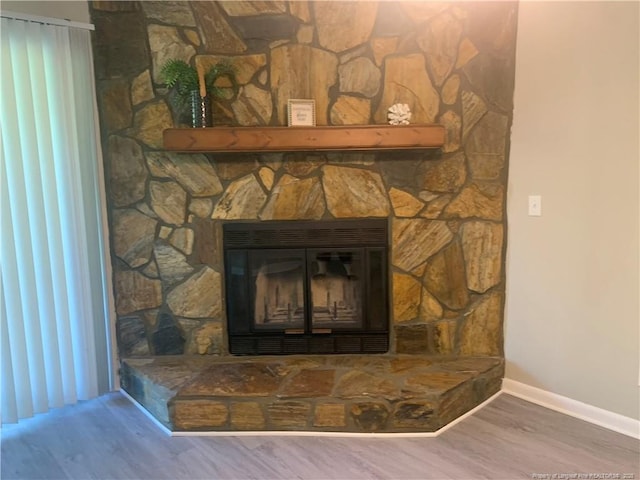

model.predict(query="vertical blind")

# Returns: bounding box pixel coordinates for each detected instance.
[0,16,113,424]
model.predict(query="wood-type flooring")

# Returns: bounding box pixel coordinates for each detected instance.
[2,392,638,479]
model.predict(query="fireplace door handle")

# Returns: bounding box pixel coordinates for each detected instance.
[284,328,305,335]
[312,328,332,334]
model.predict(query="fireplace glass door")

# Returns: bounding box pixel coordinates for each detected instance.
[251,249,305,331]
[223,219,389,355]
[309,249,363,331]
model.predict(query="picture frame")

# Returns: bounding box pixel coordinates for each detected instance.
[288,99,316,126]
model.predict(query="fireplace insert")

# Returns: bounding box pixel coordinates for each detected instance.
[223,219,389,355]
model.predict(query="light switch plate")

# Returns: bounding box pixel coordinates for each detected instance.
[528,195,542,216]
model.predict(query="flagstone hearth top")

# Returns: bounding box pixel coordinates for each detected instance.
[121,354,503,433]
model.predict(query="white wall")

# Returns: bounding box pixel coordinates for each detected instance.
[1,1,90,24]
[506,1,639,420]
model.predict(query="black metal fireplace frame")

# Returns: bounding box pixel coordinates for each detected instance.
[223,218,389,355]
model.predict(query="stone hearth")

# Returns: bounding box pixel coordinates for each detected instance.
[121,354,503,432]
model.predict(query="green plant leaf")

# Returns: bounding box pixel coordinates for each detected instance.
[160,59,198,94]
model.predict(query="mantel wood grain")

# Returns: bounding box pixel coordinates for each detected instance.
[163,124,445,153]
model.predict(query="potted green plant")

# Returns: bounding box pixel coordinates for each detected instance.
[160,59,238,127]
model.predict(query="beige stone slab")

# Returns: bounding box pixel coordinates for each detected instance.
[389,357,433,374]
[403,371,473,396]
[179,363,283,396]
[230,402,266,430]
[279,369,335,398]
[335,371,399,400]
[267,401,311,428]
[313,403,346,428]
[172,400,228,430]
[392,400,438,430]
[350,402,389,432]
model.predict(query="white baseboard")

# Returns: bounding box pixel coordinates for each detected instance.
[502,378,640,439]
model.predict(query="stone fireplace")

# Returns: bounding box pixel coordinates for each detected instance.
[90,0,516,432]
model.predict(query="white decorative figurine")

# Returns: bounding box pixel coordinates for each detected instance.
[387,103,412,125]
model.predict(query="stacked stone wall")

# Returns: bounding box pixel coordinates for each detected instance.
[89,1,517,360]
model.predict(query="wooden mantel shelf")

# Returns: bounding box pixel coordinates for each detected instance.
[162,124,445,153]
